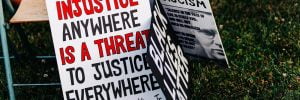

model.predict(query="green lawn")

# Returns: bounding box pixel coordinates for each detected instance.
[190,0,300,99]
[1,0,299,99]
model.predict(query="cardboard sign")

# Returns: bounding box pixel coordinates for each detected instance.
[161,0,229,66]
[46,0,165,99]
[147,0,189,100]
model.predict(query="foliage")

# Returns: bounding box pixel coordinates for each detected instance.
[1,0,299,99]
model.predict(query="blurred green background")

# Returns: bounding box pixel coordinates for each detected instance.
[1,0,299,99]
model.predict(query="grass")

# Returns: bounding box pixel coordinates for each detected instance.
[190,0,300,99]
[1,0,300,99]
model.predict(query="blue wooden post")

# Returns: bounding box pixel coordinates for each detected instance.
[0,0,15,100]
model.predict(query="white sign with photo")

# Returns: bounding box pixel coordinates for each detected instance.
[161,0,229,66]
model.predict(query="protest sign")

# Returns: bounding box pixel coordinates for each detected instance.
[46,0,165,99]
[160,0,229,66]
[147,0,189,100]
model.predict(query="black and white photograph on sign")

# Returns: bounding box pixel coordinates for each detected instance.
[160,0,229,67]
[147,0,189,100]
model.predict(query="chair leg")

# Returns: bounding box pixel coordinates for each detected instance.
[0,1,15,100]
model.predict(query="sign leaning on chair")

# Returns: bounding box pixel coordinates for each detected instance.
[46,0,165,100]
[46,0,228,100]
